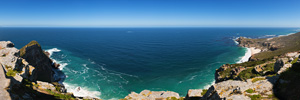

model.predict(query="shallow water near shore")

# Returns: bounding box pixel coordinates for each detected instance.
[0,27,298,99]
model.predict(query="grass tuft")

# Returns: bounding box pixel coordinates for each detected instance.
[245,89,255,93]
[201,89,208,96]
[251,77,265,83]
[6,69,18,77]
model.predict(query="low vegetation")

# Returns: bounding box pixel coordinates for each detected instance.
[251,33,300,60]
[201,89,208,95]
[251,77,265,83]
[263,63,274,72]
[248,94,262,100]
[291,58,299,64]
[245,89,255,93]
[6,69,18,77]
[238,68,260,81]
[45,89,75,100]
[166,97,184,100]
[232,59,270,67]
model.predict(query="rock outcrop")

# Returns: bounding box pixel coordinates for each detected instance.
[124,90,181,100]
[185,89,203,100]
[202,78,274,100]
[0,41,100,100]
[274,59,284,73]
[19,40,54,82]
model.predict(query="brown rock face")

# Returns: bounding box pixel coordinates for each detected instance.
[19,40,54,82]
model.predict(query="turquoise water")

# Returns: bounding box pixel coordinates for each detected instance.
[0,27,298,99]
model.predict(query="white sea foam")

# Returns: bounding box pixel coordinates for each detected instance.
[232,37,252,63]
[232,37,239,45]
[59,63,68,70]
[203,80,215,89]
[258,35,276,38]
[278,32,295,37]
[64,83,101,99]
[237,48,251,63]
[46,48,61,57]
[188,75,197,81]
[46,48,102,99]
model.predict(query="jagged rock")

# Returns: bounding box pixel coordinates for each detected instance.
[286,52,300,58]
[277,64,292,74]
[6,41,14,48]
[202,79,273,100]
[226,95,250,100]
[274,59,284,73]
[185,89,203,100]
[215,64,232,83]
[232,66,245,75]
[52,62,60,69]
[269,45,279,51]
[254,65,263,74]
[44,51,50,57]
[124,90,180,100]
[36,81,56,91]
[289,58,294,62]
[19,40,54,82]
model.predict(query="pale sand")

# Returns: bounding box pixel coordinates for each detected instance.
[250,47,261,55]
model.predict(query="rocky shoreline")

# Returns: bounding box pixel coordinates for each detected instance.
[1,32,300,100]
[122,32,300,100]
[0,41,99,100]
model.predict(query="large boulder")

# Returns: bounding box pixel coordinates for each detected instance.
[19,40,54,82]
[274,59,284,73]
[202,79,273,100]
[124,90,180,100]
[185,89,203,100]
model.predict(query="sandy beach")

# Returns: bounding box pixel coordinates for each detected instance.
[250,47,261,55]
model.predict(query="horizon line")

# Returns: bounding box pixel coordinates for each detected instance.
[1,26,299,28]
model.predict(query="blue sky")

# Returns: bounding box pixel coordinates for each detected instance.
[0,0,299,27]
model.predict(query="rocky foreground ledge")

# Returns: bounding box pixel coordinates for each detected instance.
[0,41,99,100]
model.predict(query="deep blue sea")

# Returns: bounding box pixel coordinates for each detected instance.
[0,27,298,99]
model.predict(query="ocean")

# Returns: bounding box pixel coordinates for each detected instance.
[0,27,298,99]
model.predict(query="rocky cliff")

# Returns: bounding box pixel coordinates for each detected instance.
[0,41,99,100]
[19,40,54,82]
[236,32,300,61]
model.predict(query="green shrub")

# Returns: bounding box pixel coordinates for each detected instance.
[21,79,33,88]
[46,89,75,100]
[252,77,265,83]
[219,68,232,78]
[238,68,260,80]
[245,89,254,93]
[201,89,208,95]
[263,63,275,72]
[231,59,272,68]
[291,58,298,64]
[166,97,179,100]
[6,69,17,77]
[248,94,262,100]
